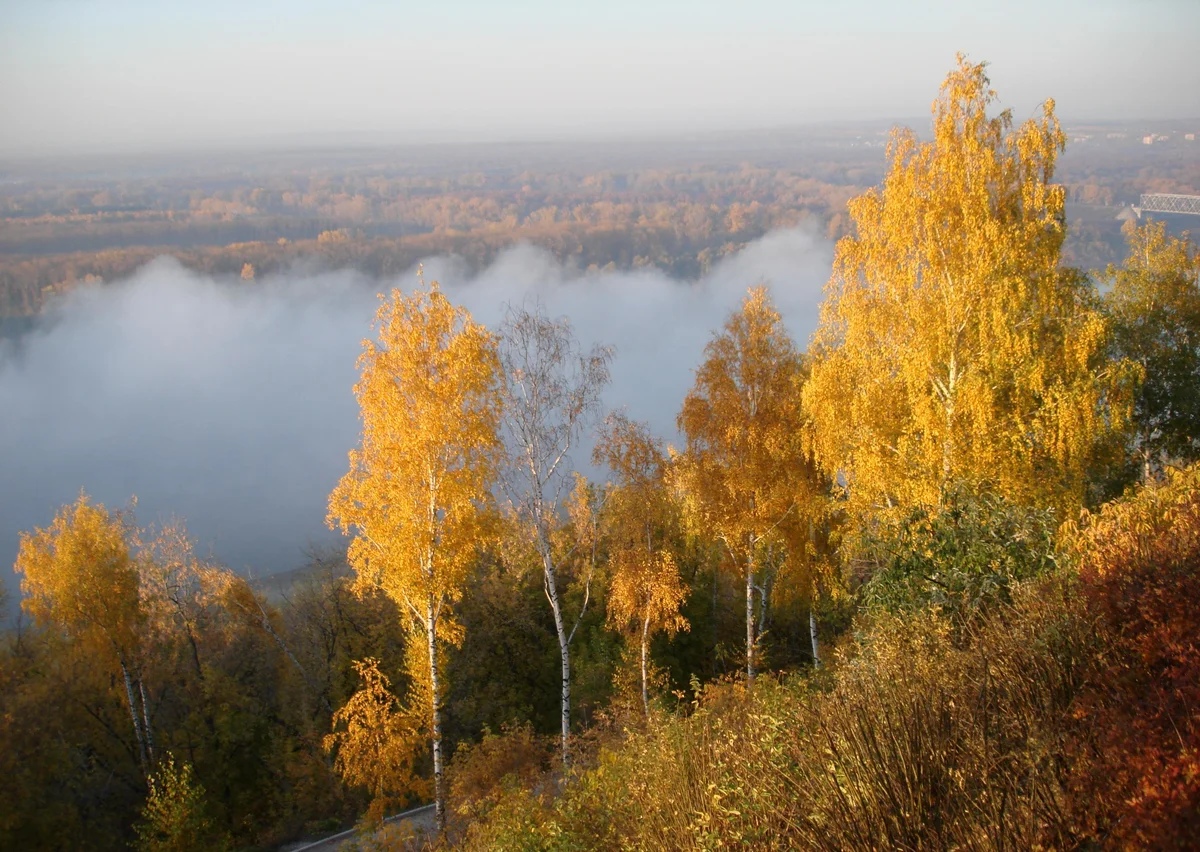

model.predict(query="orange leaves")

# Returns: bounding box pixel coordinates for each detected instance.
[1062,464,1200,846]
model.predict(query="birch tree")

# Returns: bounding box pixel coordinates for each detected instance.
[328,281,502,833]
[323,658,426,822]
[497,303,612,768]
[675,287,826,681]
[595,413,688,716]
[15,494,156,776]
[804,55,1134,524]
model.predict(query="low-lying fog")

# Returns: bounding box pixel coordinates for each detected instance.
[0,229,832,608]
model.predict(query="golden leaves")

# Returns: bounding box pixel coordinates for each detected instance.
[327,281,502,631]
[323,657,427,820]
[805,55,1123,524]
[595,414,689,640]
[15,494,143,658]
[676,286,819,558]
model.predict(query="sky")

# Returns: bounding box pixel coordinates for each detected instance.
[1,0,1198,155]
[0,228,832,605]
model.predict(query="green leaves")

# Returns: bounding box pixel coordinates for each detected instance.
[857,482,1058,622]
[1104,221,1200,478]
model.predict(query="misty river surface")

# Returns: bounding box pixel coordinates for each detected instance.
[0,229,831,610]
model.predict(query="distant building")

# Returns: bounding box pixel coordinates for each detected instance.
[1187,133,1196,142]
[1144,135,1156,145]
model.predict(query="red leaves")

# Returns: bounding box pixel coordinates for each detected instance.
[1064,466,1200,847]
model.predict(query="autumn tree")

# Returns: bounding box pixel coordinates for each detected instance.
[15,494,156,775]
[1105,220,1200,480]
[323,658,426,822]
[498,303,612,767]
[328,281,503,832]
[134,754,224,852]
[675,287,826,681]
[804,55,1133,525]
[595,413,689,716]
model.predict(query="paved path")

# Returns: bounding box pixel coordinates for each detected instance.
[280,804,437,852]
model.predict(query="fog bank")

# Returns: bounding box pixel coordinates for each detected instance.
[0,229,832,603]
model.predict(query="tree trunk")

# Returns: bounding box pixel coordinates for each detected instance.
[745,554,756,683]
[640,614,651,718]
[941,353,958,491]
[542,549,572,770]
[139,678,155,765]
[809,608,820,669]
[120,660,149,775]
[425,598,446,834]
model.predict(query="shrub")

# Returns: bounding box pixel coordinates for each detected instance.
[1062,463,1200,847]
[856,482,1059,623]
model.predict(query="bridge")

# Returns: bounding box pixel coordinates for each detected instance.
[1132,193,1200,218]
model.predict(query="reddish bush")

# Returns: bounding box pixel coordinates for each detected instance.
[1064,465,1200,848]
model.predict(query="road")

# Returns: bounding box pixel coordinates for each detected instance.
[279,803,437,852]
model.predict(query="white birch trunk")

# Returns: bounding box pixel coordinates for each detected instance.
[745,553,756,683]
[138,678,155,765]
[542,548,572,769]
[425,597,446,834]
[120,660,149,774]
[809,609,820,669]
[640,614,651,718]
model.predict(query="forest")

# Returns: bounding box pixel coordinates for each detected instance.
[3,57,1200,850]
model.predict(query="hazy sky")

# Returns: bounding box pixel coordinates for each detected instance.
[1,0,1197,155]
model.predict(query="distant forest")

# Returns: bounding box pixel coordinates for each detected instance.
[2,121,1197,319]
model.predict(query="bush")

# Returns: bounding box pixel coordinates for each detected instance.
[1062,463,1200,847]
[134,755,228,852]
[459,572,1099,850]
[856,482,1059,623]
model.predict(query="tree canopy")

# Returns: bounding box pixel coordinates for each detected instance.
[675,286,827,679]
[804,55,1134,522]
[1105,220,1200,479]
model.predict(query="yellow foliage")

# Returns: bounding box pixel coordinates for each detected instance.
[15,493,144,668]
[328,280,502,633]
[1063,461,1200,579]
[596,414,689,642]
[804,55,1133,526]
[323,658,427,822]
[675,286,828,677]
[327,278,502,830]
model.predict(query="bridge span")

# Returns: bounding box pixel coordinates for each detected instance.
[1133,193,1200,217]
